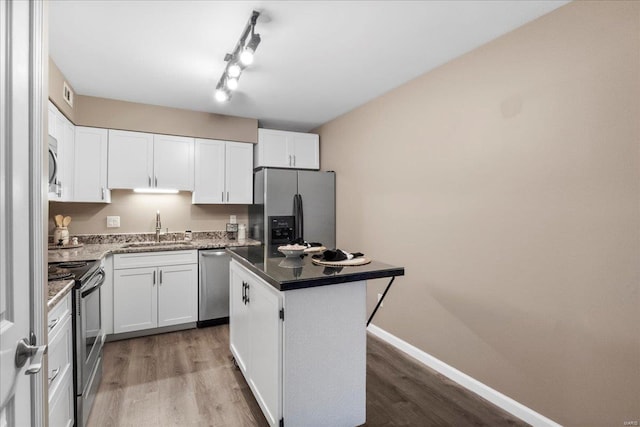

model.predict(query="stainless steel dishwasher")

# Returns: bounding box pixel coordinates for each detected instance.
[198,249,230,327]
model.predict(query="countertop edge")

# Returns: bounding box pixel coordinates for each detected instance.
[47,279,75,312]
[227,249,405,291]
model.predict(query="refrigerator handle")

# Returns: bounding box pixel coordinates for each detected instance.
[297,193,304,242]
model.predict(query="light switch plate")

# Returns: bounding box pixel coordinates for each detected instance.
[107,216,120,228]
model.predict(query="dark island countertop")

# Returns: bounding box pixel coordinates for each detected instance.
[227,245,404,291]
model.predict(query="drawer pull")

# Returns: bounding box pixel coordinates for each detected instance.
[48,367,60,384]
[48,317,59,331]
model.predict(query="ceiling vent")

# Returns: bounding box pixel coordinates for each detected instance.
[63,81,74,107]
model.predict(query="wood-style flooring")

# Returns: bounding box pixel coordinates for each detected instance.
[88,325,528,427]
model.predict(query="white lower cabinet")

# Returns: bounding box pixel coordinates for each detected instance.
[113,251,197,334]
[48,292,74,427]
[229,260,367,427]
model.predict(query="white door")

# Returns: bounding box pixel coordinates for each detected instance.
[74,127,109,202]
[193,139,225,204]
[225,142,253,204]
[107,129,154,189]
[113,268,158,333]
[0,0,46,425]
[153,134,194,191]
[157,264,197,327]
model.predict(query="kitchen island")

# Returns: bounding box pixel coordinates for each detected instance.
[227,246,404,427]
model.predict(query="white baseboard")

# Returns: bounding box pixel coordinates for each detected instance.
[367,324,562,427]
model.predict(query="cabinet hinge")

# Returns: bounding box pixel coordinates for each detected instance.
[279,308,284,321]
[279,418,284,427]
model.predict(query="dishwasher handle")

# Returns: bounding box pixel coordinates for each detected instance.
[200,251,228,257]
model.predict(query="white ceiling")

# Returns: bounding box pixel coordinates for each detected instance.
[49,0,569,132]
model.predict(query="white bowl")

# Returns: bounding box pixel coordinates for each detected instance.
[278,245,306,258]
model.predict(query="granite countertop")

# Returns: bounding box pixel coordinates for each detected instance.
[48,237,261,263]
[47,279,74,312]
[227,245,404,291]
[47,233,261,309]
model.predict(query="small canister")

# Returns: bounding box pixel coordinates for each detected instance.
[53,227,69,245]
[238,224,246,241]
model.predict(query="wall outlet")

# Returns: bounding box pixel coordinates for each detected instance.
[106,216,120,228]
[230,215,237,224]
[377,293,384,307]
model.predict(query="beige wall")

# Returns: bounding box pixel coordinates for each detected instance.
[76,95,258,143]
[48,58,76,122]
[316,2,639,426]
[49,190,248,235]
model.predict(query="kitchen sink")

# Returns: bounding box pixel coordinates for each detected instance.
[122,241,194,248]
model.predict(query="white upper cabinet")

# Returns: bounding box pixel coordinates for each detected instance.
[107,130,154,189]
[193,139,225,203]
[255,128,319,170]
[73,127,110,203]
[153,134,194,191]
[192,139,253,204]
[225,142,253,204]
[108,130,194,191]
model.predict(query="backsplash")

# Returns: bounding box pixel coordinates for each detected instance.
[49,190,249,235]
[49,230,231,245]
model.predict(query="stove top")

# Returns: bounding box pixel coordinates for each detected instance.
[48,260,100,285]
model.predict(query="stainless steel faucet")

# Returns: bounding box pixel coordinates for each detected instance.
[155,210,161,242]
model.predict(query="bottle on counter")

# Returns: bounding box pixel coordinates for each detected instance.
[184,230,192,241]
[238,224,246,241]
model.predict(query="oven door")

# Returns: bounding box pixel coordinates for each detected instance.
[78,268,105,392]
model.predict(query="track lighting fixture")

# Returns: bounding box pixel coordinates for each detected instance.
[214,10,261,103]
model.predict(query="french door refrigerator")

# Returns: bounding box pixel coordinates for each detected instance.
[249,168,335,249]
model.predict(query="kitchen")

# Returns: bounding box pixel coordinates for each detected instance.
[1,1,638,427]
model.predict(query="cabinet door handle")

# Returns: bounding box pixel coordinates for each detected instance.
[48,367,60,384]
[242,282,246,303]
[227,191,229,202]
[159,269,163,284]
[293,155,296,166]
[155,176,158,187]
[153,270,156,285]
[101,187,105,200]
[246,283,250,304]
[221,192,224,203]
[57,182,62,197]
[288,155,292,166]
[47,318,59,331]
[148,176,152,187]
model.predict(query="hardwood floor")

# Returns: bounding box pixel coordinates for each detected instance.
[88,325,528,427]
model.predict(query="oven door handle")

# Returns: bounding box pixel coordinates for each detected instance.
[80,271,105,298]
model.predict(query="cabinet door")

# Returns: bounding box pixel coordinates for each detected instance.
[60,117,75,201]
[74,127,110,202]
[113,267,157,333]
[192,139,225,204]
[290,133,319,170]
[225,142,253,204]
[108,129,154,189]
[229,263,250,374]
[247,277,282,426]
[257,129,289,168]
[157,264,197,328]
[153,134,194,191]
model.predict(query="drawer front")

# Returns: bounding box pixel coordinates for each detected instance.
[48,292,72,336]
[48,314,73,394]
[48,366,74,427]
[114,250,197,269]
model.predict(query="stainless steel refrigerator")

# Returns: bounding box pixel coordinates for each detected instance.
[249,168,335,248]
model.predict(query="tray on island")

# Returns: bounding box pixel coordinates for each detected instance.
[311,257,371,267]
[48,243,84,250]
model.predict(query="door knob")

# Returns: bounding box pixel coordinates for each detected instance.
[15,338,47,375]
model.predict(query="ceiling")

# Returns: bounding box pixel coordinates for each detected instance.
[49,0,569,132]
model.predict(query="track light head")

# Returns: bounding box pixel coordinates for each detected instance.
[240,33,261,66]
